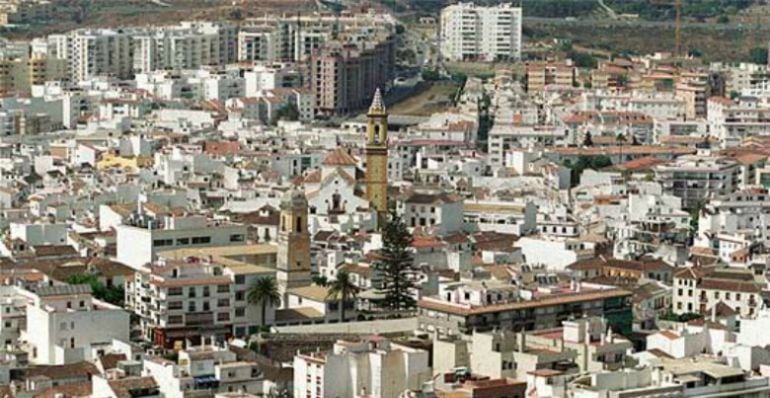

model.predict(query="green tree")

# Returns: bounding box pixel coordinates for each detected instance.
[567,51,598,68]
[376,209,417,311]
[567,155,613,186]
[749,47,769,65]
[311,275,328,286]
[421,69,442,81]
[326,270,360,322]
[272,102,300,125]
[247,276,281,327]
[67,273,124,306]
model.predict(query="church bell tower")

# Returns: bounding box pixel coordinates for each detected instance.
[365,88,389,228]
[276,189,311,302]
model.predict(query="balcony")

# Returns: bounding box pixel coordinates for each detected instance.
[186,312,214,327]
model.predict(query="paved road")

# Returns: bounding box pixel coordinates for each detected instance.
[523,16,769,31]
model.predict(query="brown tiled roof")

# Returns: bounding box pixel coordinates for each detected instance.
[99,353,127,370]
[700,278,761,293]
[31,245,78,257]
[322,148,358,166]
[418,288,631,316]
[658,330,680,340]
[404,191,461,205]
[615,156,668,171]
[35,382,92,398]
[647,348,674,359]
[20,362,99,381]
[108,377,158,398]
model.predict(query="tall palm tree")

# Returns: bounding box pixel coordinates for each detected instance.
[616,133,627,165]
[247,276,281,327]
[326,270,360,322]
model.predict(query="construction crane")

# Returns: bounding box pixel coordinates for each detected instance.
[650,0,683,56]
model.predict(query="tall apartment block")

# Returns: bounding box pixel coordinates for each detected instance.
[440,2,522,62]
[310,38,395,117]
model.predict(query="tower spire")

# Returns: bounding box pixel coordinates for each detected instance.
[365,88,389,229]
[369,87,386,115]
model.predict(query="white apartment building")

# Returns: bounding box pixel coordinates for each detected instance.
[463,200,537,235]
[115,215,248,269]
[488,125,563,164]
[24,284,130,365]
[293,337,431,398]
[397,190,464,236]
[673,267,762,317]
[694,188,770,262]
[144,345,263,398]
[243,63,303,96]
[440,2,522,62]
[654,155,740,210]
[125,247,276,348]
[581,91,686,121]
[237,29,279,62]
[711,62,770,94]
[49,29,134,82]
[707,96,770,147]
[0,286,28,349]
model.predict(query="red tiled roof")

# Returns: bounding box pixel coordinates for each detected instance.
[322,148,358,166]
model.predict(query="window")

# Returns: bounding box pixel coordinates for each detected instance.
[235,307,246,317]
[218,299,230,307]
[176,238,190,245]
[153,239,173,247]
[168,315,183,324]
[191,236,211,245]
[188,302,196,312]
[168,287,183,296]
[235,291,245,301]
[217,285,229,293]
[235,275,245,285]
[217,312,230,322]
[67,301,71,309]
[79,300,85,307]
[188,288,196,298]
[168,301,183,310]
[203,286,210,297]
[203,302,210,311]
[229,234,245,242]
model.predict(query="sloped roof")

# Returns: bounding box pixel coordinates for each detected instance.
[322,148,358,167]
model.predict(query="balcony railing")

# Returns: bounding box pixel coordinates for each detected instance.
[186,312,214,327]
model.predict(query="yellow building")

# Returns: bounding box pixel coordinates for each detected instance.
[0,57,67,96]
[365,88,389,227]
[96,153,154,173]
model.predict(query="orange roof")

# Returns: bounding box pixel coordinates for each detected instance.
[617,156,668,171]
[322,148,358,167]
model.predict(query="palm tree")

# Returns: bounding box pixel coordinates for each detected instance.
[247,276,281,328]
[616,133,627,165]
[326,270,360,322]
